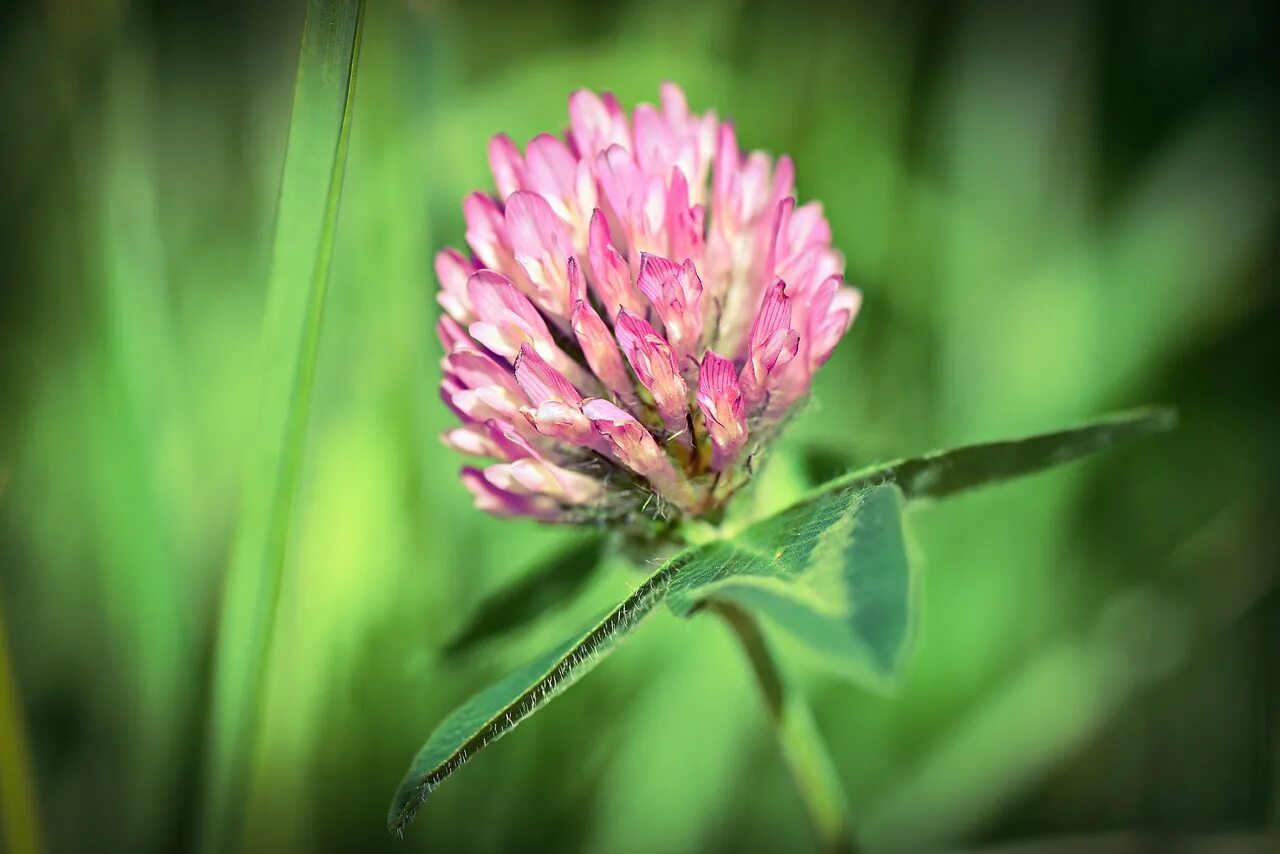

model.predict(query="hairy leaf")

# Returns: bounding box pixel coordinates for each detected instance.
[442,535,607,658]
[808,407,1176,507]
[667,408,1174,685]
[388,551,692,834]
[387,407,1173,832]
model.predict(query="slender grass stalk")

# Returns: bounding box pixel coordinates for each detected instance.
[198,2,365,851]
[716,602,858,854]
[0,581,44,854]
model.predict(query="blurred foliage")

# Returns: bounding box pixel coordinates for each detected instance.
[0,0,1277,852]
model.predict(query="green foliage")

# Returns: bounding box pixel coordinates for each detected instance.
[669,484,914,688]
[4,2,1272,850]
[388,409,1172,834]
[199,2,366,851]
[812,407,1176,505]
[387,552,685,834]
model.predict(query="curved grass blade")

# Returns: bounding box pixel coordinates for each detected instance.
[388,552,691,835]
[801,406,1176,507]
[198,2,366,851]
[669,484,915,688]
[441,535,607,659]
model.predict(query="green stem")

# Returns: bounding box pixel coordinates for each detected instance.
[716,602,859,854]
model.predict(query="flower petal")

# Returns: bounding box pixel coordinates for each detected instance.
[587,209,646,320]
[583,398,694,510]
[461,466,562,519]
[697,351,747,470]
[613,309,690,430]
[504,190,574,317]
[514,343,583,406]
[488,133,526,200]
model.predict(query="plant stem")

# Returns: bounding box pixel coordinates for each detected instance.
[716,602,859,854]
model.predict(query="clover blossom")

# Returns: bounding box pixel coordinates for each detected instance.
[437,84,861,524]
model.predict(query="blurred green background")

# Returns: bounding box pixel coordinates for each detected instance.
[1,0,1277,851]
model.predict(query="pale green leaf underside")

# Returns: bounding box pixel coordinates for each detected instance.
[667,484,913,687]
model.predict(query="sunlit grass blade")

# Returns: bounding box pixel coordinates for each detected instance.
[198,1,366,851]
[441,535,607,658]
[388,554,688,835]
[802,407,1176,507]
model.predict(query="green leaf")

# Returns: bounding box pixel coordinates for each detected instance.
[666,408,1174,686]
[388,407,1173,832]
[441,535,607,658]
[669,484,914,687]
[388,552,690,835]
[198,2,366,851]
[808,406,1176,506]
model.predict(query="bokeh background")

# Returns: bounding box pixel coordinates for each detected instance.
[2,0,1278,851]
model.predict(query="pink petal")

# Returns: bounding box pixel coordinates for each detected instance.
[514,343,583,406]
[586,209,646,320]
[523,135,578,208]
[713,124,740,224]
[568,89,630,159]
[595,145,646,233]
[659,82,689,124]
[508,458,603,505]
[436,315,471,354]
[488,134,526,199]
[441,426,503,459]
[613,309,690,430]
[582,398,694,509]
[461,466,562,520]
[444,348,524,399]
[567,258,635,399]
[465,271,545,325]
[740,280,799,411]
[664,167,702,263]
[807,279,861,369]
[463,193,508,272]
[636,253,703,364]
[696,351,748,470]
[435,248,478,323]
[504,190,574,317]
[635,252,683,306]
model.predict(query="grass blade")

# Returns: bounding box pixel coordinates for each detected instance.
[198,2,366,850]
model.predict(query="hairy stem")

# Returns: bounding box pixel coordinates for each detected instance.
[715,602,858,854]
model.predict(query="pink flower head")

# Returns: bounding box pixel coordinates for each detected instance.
[434,84,860,525]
